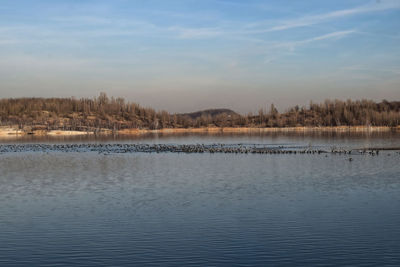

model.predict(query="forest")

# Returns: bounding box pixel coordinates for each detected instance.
[0,93,399,131]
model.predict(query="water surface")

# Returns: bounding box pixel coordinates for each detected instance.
[0,133,399,266]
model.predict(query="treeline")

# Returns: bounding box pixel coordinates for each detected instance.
[0,94,399,131]
[252,99,400,127]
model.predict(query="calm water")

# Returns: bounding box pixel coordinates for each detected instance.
[1,133,400,266]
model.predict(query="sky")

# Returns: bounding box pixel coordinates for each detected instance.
[0,0,399,113]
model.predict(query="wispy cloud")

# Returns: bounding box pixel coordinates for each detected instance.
[247,0,400,32]
[35,0,398,42]
[269,30,356,51]
[52,16,112,25]
[168,26,221,39]
[303,30,356,42]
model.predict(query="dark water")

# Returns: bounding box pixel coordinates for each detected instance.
[1,133,400,266]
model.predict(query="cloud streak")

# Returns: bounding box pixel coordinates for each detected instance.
[247,0,400,32]
[264,30,357,52]
[35,0,398,42]
[168,26,221,39]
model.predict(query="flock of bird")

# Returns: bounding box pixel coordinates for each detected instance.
[0,144,397,158]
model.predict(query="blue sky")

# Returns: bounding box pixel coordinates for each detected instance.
[0,0,399,113]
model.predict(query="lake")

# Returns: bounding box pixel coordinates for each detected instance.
[1,132,400,266]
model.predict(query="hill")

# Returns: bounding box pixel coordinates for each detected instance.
[178,109,238,120]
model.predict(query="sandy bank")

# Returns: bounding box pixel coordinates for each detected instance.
[0,128,94,137]
[47,130,94,136]
[0,127,25,136]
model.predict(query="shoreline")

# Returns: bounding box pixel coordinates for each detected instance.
[1,126,399,137]
[119,126,400,135]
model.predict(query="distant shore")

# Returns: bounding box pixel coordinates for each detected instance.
[1,126,399,137]
[119,126,400,135]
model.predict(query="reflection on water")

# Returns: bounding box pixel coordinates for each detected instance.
[0,134,400,266]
